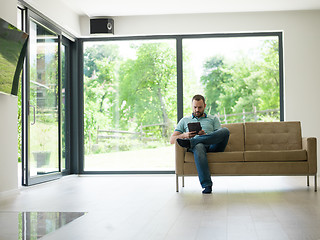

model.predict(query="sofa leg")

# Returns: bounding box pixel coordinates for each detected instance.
[315,175,318,192]
[307,175,310,187]
[176,174,179,192]
[182,176,185,187]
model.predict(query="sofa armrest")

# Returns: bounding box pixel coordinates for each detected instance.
[175,141,186,175]
[302,137,317,175]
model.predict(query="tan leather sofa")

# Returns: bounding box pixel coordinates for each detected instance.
[175,121,317,192]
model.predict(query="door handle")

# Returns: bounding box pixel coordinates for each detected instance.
[30,104,35,125]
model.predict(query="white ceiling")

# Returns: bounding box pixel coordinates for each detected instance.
[59,0,320,17]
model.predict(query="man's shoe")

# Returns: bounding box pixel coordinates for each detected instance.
[202,186,212,194]
[177,139,191,148]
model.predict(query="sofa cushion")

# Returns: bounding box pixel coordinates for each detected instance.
[221,123,244,152]
[245,121,302,151]
[185,151,244,163]
[245,150,307,162]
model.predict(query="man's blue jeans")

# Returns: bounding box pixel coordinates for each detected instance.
[188,128,230,188]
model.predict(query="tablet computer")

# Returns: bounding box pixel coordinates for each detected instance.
[187,122,202,134]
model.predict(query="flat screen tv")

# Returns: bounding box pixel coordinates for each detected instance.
[0,18,28,96]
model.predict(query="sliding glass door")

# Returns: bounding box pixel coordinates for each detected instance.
[29,17,59,176]
[22,11,70,185]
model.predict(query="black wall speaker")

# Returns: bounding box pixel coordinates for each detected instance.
[90,18,114,34]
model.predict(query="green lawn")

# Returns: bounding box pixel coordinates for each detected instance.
[84,145,175,171]
[30,121,59,170]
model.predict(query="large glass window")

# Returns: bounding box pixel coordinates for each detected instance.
[183,36,280,123]
[83,40,177,171]
[81,33,282,173]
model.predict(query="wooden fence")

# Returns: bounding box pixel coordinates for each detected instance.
[87,107,279,149]
[217,106,279,124]
[95,123,166,143]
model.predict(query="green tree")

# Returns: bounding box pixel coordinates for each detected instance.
[118,43,176,138]
[84,44,120,78]
[200,40,280,122]
[83,44,120,147]
[257,40,279,111]
[220,57,260,114]
[200,56,232,114]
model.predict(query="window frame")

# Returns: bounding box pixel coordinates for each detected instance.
[79,31,284,174]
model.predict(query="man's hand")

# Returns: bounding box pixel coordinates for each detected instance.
[170,131,197,144]
[184,131,197,139]
[197,130,206,135]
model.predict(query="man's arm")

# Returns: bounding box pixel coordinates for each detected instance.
[170,131,197,144]
[213,115,221,130]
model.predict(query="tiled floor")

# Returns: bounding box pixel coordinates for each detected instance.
[0,175,319,240]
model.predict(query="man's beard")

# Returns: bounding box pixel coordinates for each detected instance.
[194,111,204,117]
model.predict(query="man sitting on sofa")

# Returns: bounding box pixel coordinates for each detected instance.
[170,94,230,194]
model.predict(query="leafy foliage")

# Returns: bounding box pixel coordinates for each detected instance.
[83,39,280,153]
[200,39,280,122]
[83,42,177,152]
[118,43,176,137]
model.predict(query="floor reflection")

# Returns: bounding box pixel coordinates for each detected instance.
[0,212,85,240]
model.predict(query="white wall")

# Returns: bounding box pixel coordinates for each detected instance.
[0,94,18,194]
[0,0,17,25]
[23,0,81,37]
[0,0,19,194]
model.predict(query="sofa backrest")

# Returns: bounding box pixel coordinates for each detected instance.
[221,123,244,152]
[244,121,302,151]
